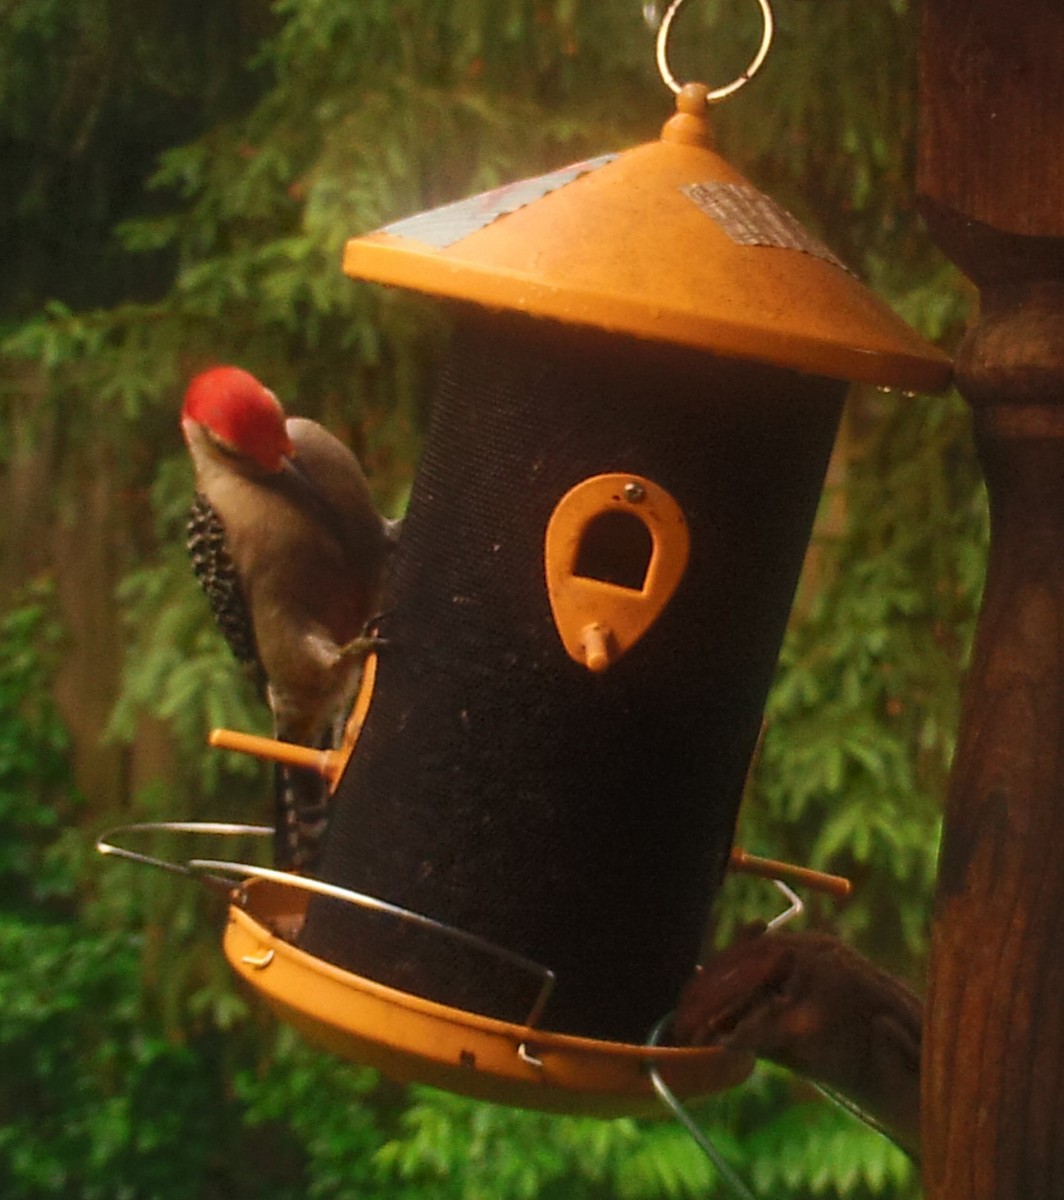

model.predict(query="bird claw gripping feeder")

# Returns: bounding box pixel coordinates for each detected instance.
[99,0,950,1132]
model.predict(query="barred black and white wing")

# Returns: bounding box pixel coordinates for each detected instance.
[187,491,265,694]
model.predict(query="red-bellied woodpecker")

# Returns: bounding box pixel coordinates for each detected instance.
[181,365,395,870]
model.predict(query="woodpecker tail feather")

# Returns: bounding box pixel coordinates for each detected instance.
[273,743,334,873]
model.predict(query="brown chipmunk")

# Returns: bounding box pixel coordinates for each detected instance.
[672,925,922,1159]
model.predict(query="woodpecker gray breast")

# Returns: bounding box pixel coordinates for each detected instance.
[180,366,394,871]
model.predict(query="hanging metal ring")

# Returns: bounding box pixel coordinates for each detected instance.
[656,0,774,102]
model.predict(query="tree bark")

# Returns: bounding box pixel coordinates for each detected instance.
[918,3,1064,1195]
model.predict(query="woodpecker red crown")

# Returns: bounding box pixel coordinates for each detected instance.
[183,366,294,471]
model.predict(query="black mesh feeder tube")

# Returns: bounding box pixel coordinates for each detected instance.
[302,310,842,1040]
[298,87,952,1044]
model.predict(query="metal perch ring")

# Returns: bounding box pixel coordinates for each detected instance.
[656,0,774,102]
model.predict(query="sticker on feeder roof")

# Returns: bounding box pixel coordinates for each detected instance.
[382,154,618,249]
[681,182,853,274]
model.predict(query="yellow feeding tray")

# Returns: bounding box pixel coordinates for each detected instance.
[344,84,952,393]
[224,877,755,1118]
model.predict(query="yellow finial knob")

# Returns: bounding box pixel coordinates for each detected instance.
[677,82,710,114]
[661,83,715,147]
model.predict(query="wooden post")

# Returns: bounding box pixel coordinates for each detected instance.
[918,2,1064,1195]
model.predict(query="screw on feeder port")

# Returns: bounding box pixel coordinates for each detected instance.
[624,480,647,503]
[517,1042,545,1070]
[241,949,275,970]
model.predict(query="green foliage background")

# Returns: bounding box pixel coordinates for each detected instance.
[0,2,983,1197]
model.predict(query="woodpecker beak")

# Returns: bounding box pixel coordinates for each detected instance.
[274,434,296,471]
[279,448,313,490]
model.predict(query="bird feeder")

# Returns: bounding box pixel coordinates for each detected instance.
[106,0,952,1122]
[232,6,949,1104]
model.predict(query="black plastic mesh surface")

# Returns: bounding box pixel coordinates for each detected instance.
[300,310,843,1041]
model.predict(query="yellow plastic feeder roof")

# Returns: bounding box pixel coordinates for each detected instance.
[344,84,952,393]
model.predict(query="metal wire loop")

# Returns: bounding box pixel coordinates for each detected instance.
[645,1014,758,1200]
[765,878,804,931]
[656,0,774,102]
[95,821,273,895]
[191,859,557,1031]
[639,873,806,1198]
[97,824,555,1029]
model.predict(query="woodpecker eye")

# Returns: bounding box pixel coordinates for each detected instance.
[573,509,653,591]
